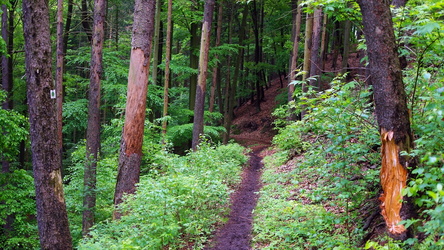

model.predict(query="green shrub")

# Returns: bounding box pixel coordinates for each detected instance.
[78,142,247,249]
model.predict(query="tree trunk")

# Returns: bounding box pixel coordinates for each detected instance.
[56,0,64,176]
[189,21,199,111]
[162,0,172,135]
[83,0,106,235]
[251,0,262,112]
[341,19,351,74]
[357,0,415,240]
[191,0,215,150]
[151,0,162,85]
[23,0,73,248]
[288,1,301,102]
[81,0,93,43]
[2,2,14,172]
[63,0,73,55]
[301,12,313,119]
[392,0,408,8]
[309,6,323,89]
[209,2,223,113]
[114,0,156,219]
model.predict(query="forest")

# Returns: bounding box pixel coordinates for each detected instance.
[0,0,443,249]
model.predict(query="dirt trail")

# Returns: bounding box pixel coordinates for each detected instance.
[206,146,266,250]
[205,79,280,249]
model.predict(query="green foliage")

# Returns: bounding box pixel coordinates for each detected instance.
[78,143,247,249]
[0,91,28,162]
[0,170,39,249]
[253,76,379,248]
[64,142,118,246]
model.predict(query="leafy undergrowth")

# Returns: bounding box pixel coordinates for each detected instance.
[77,142,248,249]
[252,77,382,249]
[252,64,444,248]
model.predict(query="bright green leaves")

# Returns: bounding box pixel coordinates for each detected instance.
[0,91,28,162]
[77,143,247,249]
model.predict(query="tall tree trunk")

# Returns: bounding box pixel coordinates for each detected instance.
[320,11,328,80]
[251,0,262,112]
[23,0,73,248]
[301,11,313,118]
[309,6,323,89]
[191,0,215,150]
[114,0,156,219]
[83,0,106,235]
[151,0,162,85]
[2,2,14,172]
[209,1,223,113]
[56,0,64,175]
[162,0,172,135]
[81,0,93,43]
[357,0,415,240]
[288,1,301,103]
[341,19,351,74]
[189,21,199,111]
[64,0,73,55]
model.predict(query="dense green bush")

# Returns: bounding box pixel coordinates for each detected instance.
[253,77,380,249]
[78,142,247,249]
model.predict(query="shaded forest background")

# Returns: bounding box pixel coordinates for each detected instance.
[1,0,443,249]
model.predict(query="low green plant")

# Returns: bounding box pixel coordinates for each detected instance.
[78,142,247,249]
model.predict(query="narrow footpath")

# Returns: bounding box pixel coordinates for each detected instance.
[206,146,266,249]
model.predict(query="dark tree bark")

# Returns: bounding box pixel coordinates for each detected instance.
[23,0,73,248]
[81,0,93,43]
[114,0,156,219]
[189,20,200,111]
[341,19,351,74]
[151,0,162,85]
[191,0,215,150]
[55,0,64,177]
[162,0,172,135]
[357,0,415,240]
[2,2,14,172]
[83,0,106,235]
[63,0,73,55]
[209,1,223,113]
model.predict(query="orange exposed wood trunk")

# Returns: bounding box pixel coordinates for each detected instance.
[379,129,408,235]
[114,0,156,219]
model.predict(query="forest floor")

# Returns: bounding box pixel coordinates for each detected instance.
[205,78,282,249]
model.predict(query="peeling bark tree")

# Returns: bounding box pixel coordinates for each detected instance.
[191,0,215,150]
[83,0,106,235]
[357,0,415,240]
[114,0,156,219]
[23,0,73,248]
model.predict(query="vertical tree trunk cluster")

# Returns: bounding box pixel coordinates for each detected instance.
[23,0,73,248]
[114,0,156,219]
[162,0,173,135]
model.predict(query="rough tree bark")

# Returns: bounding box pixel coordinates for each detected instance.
[151,0,162,85]
[189,21,199,111]
[288,0,301,102]
[162,0,172,135]
[114,0,156,219]
[191,0,215,150]
[309,6,323,89]
[83,0,106,235]
[209,1,223,113]
[56,0,64,173]
[23,0,73,248]
[357,0,415,240]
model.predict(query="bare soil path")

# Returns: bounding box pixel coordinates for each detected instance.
[205,79,281,249]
